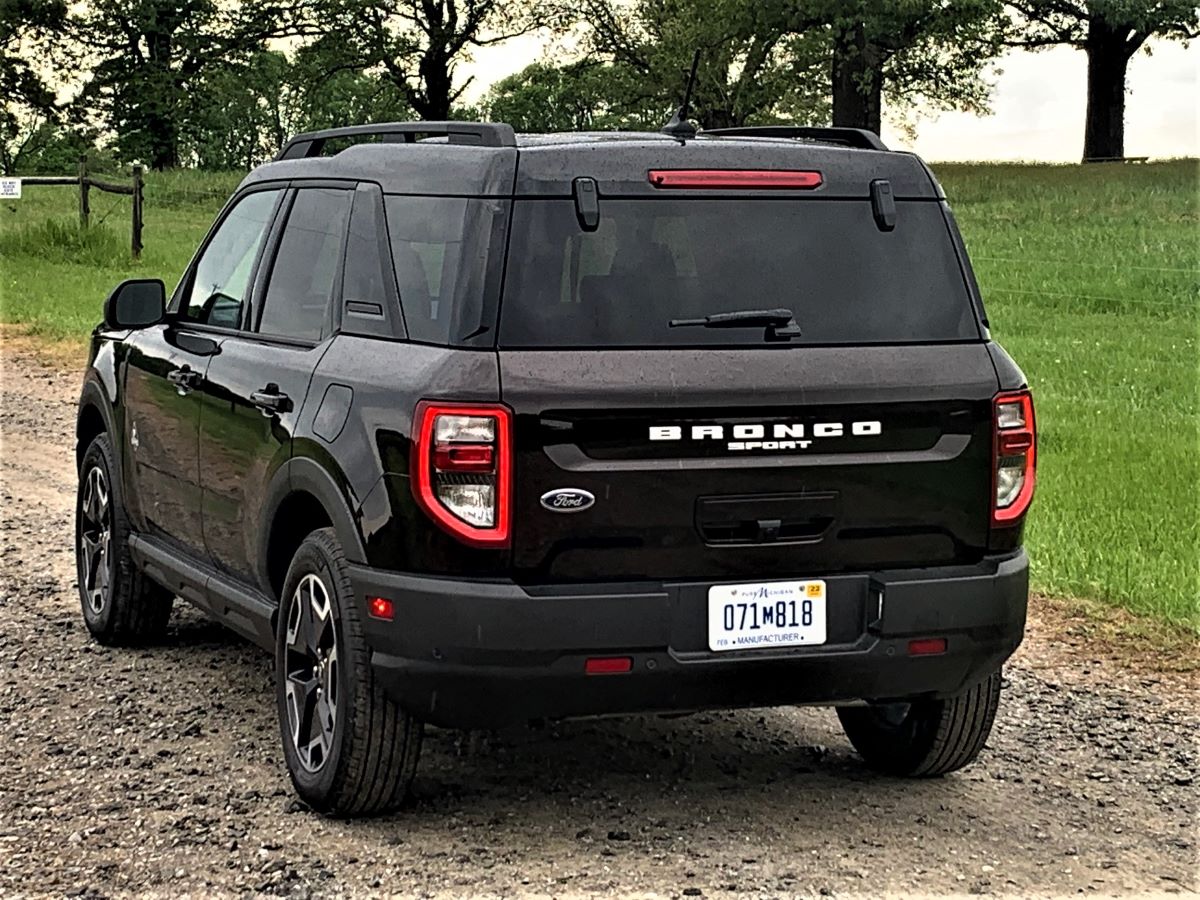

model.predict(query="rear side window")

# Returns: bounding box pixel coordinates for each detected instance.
[384,195,507,344]
[259,187,353,342]
[498,199,981,347]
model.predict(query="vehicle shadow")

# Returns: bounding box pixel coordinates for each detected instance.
[155,605,976,835]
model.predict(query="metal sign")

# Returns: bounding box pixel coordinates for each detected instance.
[0,178,21,199]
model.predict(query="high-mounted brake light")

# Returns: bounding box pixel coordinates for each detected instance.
[992,390,1036,525]
[648,169,823,190]
[412,401,512,547]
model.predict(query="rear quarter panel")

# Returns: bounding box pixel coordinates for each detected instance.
[294,335,507,575]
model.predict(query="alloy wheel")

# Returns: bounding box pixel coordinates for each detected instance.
[78,465,112,615]
[283,573,340,772]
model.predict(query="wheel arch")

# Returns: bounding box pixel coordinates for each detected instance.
[259,457,368,601]
[76,379,118,471]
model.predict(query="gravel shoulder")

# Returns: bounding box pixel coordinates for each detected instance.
[0,339,1196,899]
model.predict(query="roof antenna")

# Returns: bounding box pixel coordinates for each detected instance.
[661,50,700,142]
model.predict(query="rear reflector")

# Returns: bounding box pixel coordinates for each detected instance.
[648,169,823,190]
[584,656,633,675]
[368,597,394,621]
[908,638,947,656]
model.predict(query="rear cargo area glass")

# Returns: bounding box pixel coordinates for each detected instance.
[498,199,980,347]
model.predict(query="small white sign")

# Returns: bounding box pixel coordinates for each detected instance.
[0,178,20,199]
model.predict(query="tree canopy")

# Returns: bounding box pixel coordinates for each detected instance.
[1,0,1189,172]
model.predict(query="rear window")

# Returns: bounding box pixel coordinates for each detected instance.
[497,199,980,347]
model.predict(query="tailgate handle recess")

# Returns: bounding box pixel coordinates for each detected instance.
[697,492,838,546]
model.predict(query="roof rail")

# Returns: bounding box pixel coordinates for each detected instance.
[703,126,888,152]
[275,121,517,160]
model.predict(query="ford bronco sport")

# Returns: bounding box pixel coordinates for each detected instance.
[75,121,1034,816]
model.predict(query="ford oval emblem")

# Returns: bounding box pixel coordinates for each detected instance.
[540,488,596,513]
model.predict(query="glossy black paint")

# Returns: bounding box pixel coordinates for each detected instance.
[74,126,1033,725]
[502,344,999,583]
[198,334,327,583]
[121,324,218,560]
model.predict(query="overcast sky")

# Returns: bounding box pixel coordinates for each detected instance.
[460,37,1198,162]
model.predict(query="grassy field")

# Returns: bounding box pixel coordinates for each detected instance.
[1,160,1197,629]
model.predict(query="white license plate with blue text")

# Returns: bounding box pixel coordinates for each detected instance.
[707,580,827,651]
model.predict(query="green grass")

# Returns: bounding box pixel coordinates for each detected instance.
[0,170,241,338]
[1,161,1197,629]
[938,160,1199,629]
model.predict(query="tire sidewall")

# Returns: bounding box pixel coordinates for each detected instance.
[275,533,354,802]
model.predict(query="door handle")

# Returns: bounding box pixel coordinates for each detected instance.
[250,384,292,416]
[166,365,201,395]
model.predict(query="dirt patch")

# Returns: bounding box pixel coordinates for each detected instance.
[1,342,1196,898]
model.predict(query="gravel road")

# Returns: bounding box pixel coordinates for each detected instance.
[0,342,1196,899]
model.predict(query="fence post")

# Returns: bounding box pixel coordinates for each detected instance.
[78,155,90,228]
[131,165,144,260]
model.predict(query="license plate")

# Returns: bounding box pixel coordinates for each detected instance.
[707,580,827,651]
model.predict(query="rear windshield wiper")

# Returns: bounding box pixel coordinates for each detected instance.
[669,308,802,341]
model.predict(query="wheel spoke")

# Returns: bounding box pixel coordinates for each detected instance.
[80,532,99,577]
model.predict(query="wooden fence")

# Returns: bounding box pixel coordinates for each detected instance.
[20,156,145,259]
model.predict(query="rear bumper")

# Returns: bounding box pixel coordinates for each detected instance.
[351,552,1028,729]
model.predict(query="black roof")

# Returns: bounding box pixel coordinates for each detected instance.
[242,122,942,200]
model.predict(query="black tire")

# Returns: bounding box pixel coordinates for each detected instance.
[76,432,173,645]
[275,527,423,816]
[836,670,1002,777]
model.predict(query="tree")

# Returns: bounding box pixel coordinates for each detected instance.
[483,61,650,131]
[315,0,547,121]
[816,0,1007,135]
[1,0,67,172]
[285,41,413,132]
[574,0,829,130]
[70,0,311,169]
[1007,1,1199,160]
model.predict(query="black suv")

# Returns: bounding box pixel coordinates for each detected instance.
[75,121,1034,816]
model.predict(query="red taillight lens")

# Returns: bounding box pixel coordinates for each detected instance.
[412,401,512,547]
[648,169,823,190]
[992,390,1036,525]
[433,443,495,472]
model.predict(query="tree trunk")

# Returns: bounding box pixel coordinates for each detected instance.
[1082,20,1130,161]
[145,28,180,169]
[831,22,883,135]
[417,49,454,119]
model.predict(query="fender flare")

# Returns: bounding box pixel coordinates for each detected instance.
[77,377,122,477]
[258,456,368,593]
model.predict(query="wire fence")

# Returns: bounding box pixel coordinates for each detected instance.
[974,255,1199,275]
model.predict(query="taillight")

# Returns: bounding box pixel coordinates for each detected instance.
[412,401,512,547]
[992,390,1036,525]
[648,169,823,190]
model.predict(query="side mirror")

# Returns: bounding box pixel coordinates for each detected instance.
[103,279,166,330]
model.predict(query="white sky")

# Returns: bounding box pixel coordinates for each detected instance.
[461,36,1199,162]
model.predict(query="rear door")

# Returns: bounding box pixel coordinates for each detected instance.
[198,185,353,585]
[496,193,999,584]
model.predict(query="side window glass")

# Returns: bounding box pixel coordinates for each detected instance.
[258,188,353,342]
[184,189,280,326]
[342,189,390,312]
[384,195,467,343]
